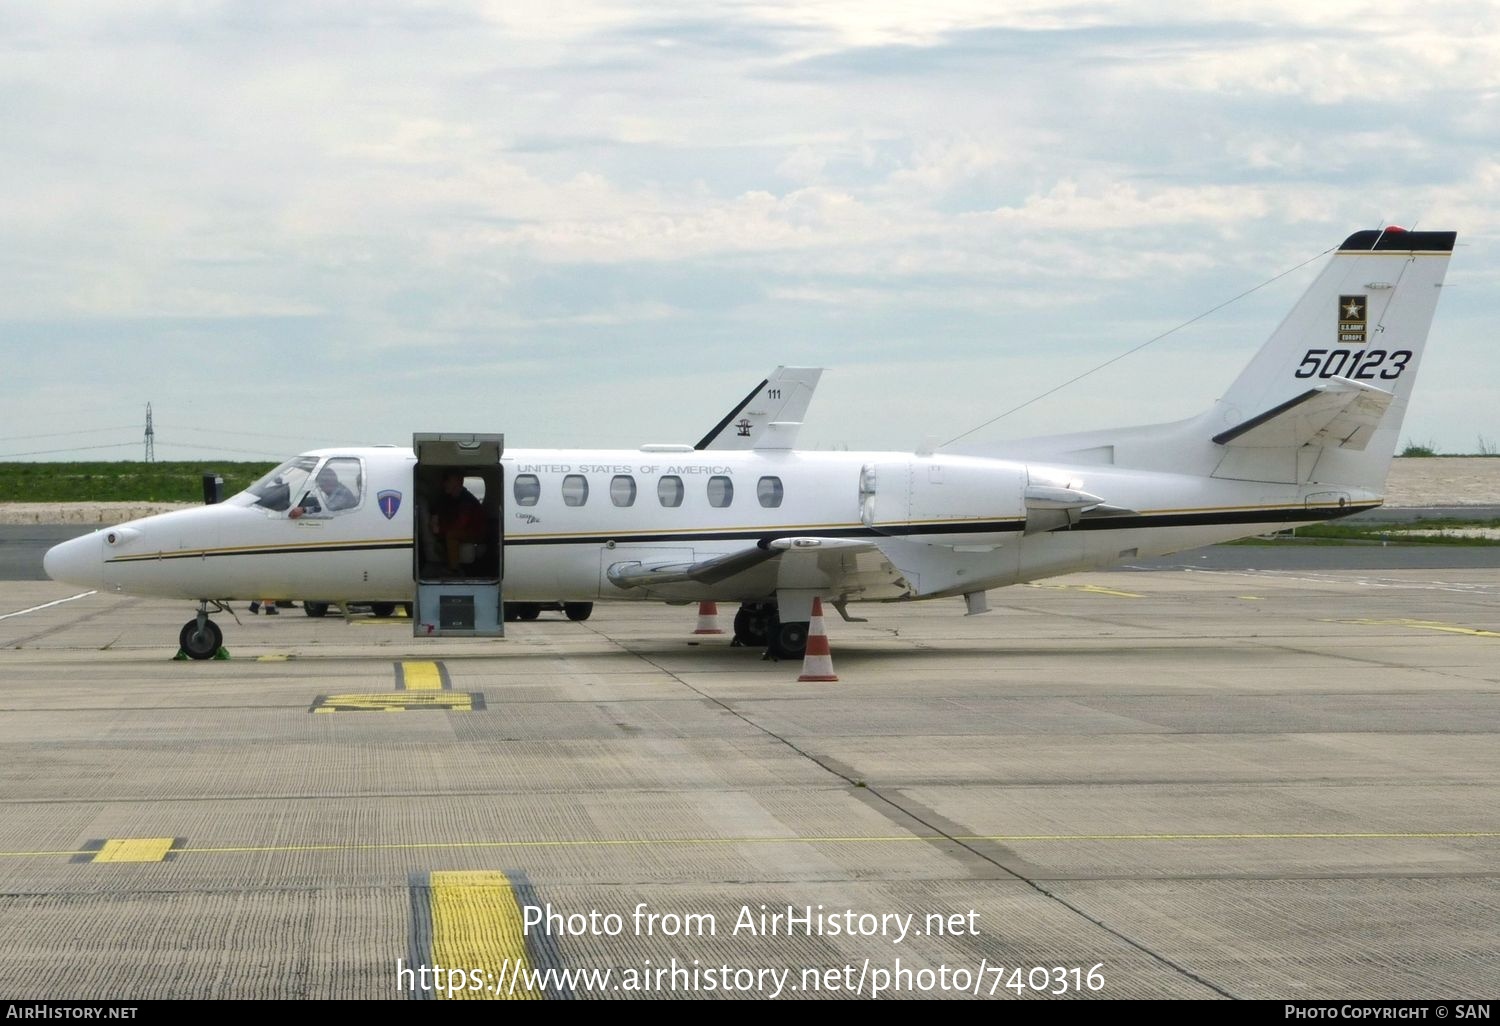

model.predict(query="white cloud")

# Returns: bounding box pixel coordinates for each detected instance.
[0,1,1496,459]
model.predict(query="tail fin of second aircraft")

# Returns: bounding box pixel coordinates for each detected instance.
[697,366,823,451]
[1208,227,1455,491]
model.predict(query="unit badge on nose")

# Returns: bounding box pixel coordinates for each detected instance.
[377,490,402,519]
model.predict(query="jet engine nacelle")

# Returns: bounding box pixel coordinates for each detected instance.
[859,456,1028,547]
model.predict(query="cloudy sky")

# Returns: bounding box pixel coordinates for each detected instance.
[3,1,1496,463]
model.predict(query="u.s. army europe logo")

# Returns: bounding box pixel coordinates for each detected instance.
[1338,295,1367,344]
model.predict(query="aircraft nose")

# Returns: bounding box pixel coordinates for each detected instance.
[43,532,104,589]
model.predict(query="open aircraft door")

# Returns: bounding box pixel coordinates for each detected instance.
[413,433,505,637]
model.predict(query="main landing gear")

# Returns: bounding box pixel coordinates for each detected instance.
[503,602,594,622]
[733,601,809,660]
[178,601,228,660]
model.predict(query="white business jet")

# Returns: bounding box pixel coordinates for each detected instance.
[44,228,1455,661]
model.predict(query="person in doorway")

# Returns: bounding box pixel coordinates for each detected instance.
[429,470,486,573]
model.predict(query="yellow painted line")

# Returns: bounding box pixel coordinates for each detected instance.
[311,692,477,713]
[398,661,445,691]
[2,829,1497,862]
[257,654,292,662]
[93,837,175,863]
[1329,618,1500,638]
[1026,582,1143,598]
[429,871,539,1001]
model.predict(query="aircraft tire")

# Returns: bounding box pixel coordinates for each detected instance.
[513,603,541,621]
[563,602,593,622]
[370,602,397,618]
[767,620,809,661]
[733,602,775,647]
[179,618,223,660]
[303,602,330,618]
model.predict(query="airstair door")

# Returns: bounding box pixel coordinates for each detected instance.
[412,433,504,637]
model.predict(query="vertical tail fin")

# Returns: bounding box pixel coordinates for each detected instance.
[1212,227,1455,492]
[696,366,823,451]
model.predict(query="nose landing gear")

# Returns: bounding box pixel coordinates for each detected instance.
[176,601,229,660]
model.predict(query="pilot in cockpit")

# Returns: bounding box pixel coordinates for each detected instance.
[289,465,359,520]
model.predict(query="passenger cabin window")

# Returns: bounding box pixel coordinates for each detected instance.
[294,457,362,518]
[708,475,734,508]
[513,474,540,507]
[757,476,784,508]
[610,475,636,507]
[562,474,589,507]
[658,475,684,508]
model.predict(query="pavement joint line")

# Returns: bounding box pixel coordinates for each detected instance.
[628,643,1210,988]
[0,591,97,621]
[600,633,1492,1000]
[426,870,540,1001]
[6,830,1497,861]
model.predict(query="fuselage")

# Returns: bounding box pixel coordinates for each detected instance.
[43,444,1375,605]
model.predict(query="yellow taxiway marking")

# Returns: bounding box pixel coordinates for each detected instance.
[93,837,175,863]
[257,654,292,662]
[429,871,539,1001]
[1026,582,1143,598]
[1330,618,1500,638]
[312,692,477,713]
[398,661,446,691]
[3,830,1497,861]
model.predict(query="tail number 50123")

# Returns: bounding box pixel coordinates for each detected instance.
[1294,348,1412,380]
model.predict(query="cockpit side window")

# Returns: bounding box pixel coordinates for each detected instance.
[294,457,364,517]
[243,456,318,512]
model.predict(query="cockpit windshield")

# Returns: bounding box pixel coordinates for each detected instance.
[236,456,318,512]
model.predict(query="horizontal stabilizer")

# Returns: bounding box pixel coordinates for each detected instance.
[1023,483,1107,535]
[1023,485,1105,510]
[1212,377,1394,451]
[1078,503,1140,519]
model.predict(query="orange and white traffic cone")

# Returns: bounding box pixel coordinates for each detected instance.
[693,601,725,635]
[797,598,838,682]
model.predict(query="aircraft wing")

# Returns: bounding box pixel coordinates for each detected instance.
[696,366,823,451]
[1212,377,1395,451]
[605,536,878,589]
